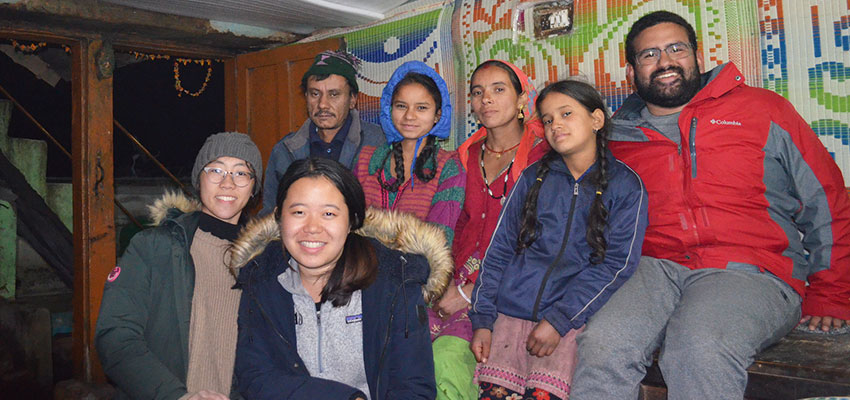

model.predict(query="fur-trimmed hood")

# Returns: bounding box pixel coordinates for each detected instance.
[228,206,454,303]
[146,191,202,225]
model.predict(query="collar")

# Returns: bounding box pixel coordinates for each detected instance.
[546,150,614,182]
[197,212,242,241]
[309,114,353,145]
[614,62,738,122]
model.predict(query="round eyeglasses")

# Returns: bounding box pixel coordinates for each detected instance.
[635,42,693,66]
[203,167,254,187]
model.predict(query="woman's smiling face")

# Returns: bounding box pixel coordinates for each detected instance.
[391,82,441,141]
[279,176,350,275]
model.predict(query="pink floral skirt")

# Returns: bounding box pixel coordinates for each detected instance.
[475,313,583,399]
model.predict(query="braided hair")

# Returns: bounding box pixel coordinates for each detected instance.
[516,80,611,264]
[378,73,441,192]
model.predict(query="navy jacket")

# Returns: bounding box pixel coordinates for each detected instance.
[470,151,648,335]
[234,238,436,400]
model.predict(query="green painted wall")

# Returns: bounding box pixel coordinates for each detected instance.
[47,183,72,232]
[0,200,15,299]
[9,139,47,198]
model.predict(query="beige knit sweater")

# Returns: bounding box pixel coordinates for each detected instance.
[185,228,241,396]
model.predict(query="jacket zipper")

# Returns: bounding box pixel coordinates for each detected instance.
[244,261,305,372]
[531,182,579,321]
[375,255,408,400]
[689,117,698,178]
[316,305,323,373]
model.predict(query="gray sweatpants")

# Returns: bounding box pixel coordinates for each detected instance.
[570,256,801,400]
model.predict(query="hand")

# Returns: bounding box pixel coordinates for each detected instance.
[183,390,229,400]
[470,328,492,363]
[434,284,472,320]
[799,315,847,332]
[526,319,560,358]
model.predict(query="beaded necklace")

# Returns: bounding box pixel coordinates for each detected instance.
[480,142,514,202]
[484,140,521,158]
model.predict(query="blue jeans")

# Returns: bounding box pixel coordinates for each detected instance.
[570,256,801,400]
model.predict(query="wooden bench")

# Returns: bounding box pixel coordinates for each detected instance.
[639,329,850,399]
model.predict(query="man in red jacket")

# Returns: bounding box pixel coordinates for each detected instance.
[571,11,850,400]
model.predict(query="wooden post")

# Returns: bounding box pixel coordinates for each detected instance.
[71,38,115,382]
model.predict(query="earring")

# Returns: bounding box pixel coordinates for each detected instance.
[517,105,525,123]
[476,118,481,125]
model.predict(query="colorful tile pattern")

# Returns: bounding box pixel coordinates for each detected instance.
[308,0,849,182]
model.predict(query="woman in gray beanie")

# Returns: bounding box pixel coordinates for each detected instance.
[96,132,262,400]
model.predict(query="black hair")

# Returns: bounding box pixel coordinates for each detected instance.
[517,80,611,264]
[274,157,377,306]
[625,11,699,67]
[300,73,359,97]
[378,72,442,192]
[470,60,525,126]
[394,72,442,109]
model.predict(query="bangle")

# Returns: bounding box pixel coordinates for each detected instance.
[458,284,472,304]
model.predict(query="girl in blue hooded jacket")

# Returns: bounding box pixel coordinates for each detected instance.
[469,80,648,400]
[353,61,466,245]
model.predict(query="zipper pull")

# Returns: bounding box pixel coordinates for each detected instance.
[573,182,579,195]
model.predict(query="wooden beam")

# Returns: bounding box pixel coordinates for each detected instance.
[0,0,299,56]
[224,58,237,131]
[71,38,114,383]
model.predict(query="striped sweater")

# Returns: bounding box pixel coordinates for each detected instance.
[354,143,466,243]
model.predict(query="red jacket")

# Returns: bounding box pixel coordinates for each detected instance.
[609,63,850,319]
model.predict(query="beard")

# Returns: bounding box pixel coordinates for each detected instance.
[635,64,701,108]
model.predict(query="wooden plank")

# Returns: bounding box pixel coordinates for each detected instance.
[638,384,667,400]
[224,58,237,132]
[71,38,114,383]
[641,330,850,399]
[0,0,297,56]
[0,151,73,287]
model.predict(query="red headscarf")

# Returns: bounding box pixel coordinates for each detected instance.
[457,60,545,181]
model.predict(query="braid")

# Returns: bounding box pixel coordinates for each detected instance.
[586,129,610,264]
[516,150,559,252]
[414,136,438,182]
[391,143,406,190]
[377,143,405,192]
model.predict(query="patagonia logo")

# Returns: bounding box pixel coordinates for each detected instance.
[709,118,742,126]
[345,314,363,324]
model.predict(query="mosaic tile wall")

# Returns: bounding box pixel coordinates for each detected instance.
[759,1,850,185]
[308,0,850,183]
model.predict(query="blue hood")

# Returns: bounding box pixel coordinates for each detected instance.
[380,60,452,145]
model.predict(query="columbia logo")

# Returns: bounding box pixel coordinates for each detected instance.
[710,119,742,126]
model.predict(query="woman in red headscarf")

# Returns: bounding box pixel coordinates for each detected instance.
[429,60,549,400]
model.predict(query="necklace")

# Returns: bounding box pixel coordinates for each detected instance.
[483,140,521,159]
[480,142,513,202]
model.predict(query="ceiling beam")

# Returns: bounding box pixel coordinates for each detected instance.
[0,0,302,57]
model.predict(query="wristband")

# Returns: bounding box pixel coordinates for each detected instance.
[458,284,472,304]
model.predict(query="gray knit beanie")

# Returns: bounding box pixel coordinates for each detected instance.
[191,132,263,196]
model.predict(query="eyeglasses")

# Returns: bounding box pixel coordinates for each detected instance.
[635,42,693,66]
[202,167,254,187]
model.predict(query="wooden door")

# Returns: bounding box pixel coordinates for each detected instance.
[225,37,342,169]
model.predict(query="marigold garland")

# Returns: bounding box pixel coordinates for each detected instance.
[129,51,218,97]
[10,39,47,53]
[130,51,170,61]
[173,59,214,97]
